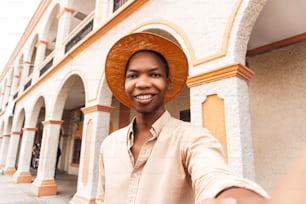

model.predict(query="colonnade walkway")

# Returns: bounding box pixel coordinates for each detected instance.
[0,170,77,204]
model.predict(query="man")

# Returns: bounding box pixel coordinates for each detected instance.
[96,32,269,204]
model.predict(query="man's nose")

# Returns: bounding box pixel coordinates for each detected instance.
[135,75,151,88]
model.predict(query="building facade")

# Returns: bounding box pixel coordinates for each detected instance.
[0,0,305,203]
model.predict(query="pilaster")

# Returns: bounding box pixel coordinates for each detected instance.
[70,104,113,204]
[188,63,256,180]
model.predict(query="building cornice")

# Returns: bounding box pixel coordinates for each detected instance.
[187,63,254,87]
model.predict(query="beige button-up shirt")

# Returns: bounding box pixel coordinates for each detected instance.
[96,111,268,204]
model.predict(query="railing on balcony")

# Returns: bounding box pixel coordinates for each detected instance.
[39,53,54,77]
[24,79,32,91]
[64,12,94,54]
[13,92,18,100]
[113,0,129,12]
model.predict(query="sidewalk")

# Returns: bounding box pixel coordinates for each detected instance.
[0,170,77,204]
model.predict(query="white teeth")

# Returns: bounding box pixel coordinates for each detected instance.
[136,95,152,100]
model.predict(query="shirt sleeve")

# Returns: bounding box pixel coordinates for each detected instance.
[96,145,106,204]
[182,127,269,202]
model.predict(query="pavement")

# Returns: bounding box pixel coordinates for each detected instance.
[0,169,78,204]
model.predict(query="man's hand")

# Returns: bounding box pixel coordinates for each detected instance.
[201,198,237,204]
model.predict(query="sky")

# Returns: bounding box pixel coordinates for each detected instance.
[0,0,41,74]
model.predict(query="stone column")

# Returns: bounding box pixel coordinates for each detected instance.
[31,120,63,197]
[32,40,47,82]
[0,134,10,168]
[53,7,74,62]
[187,63,256,180]
[13,127,37,183]
[70,105,113,204]
[4,131,22,175]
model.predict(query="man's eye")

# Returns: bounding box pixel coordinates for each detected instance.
[126,74,137,79]
[151,73,161,77]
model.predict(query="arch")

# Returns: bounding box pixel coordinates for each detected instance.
[51,73,86,120]
[41,3,60,57]
[12,108,26,132]
[228,0,268,64]
[26,96,46,128]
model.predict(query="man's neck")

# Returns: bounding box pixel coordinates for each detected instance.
[134,109,166,132]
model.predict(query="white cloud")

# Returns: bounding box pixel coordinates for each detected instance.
[0,0,40,73]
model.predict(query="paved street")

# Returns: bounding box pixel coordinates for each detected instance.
[0,170,77,204]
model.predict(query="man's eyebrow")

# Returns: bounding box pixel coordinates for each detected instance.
[126,67,161,72]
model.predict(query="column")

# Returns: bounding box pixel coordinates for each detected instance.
[31,120,63,196]
[0,134,10,168]
[0,136,2,160]
[53,7,74,62]
[10,66,21,99]
[93,0,108,28]
[32,40,47,82]
[20,61,32,88]
[70,104,113,204]
[4,131,22,175]
[0,89,4,111]
[13,127,37,183]
[2,81,11,110]
[187,63,256,179]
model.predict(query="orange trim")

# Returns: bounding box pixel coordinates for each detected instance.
[130,0,243,66]
[3,167,16,176]
[247,32,306,56]
[81,105,114,114]
[11,131,22,135]
[202,95,228,161]
[31,178,57,196]
[15,0,148,104]
[0,0,51,81]
[42,120,64,125]
[57,7,75,19]
[187,63,254,87]
[36,40,48,47]
[6,85,11,88]
[70,194,96,204]
[22,127,38,131]
[14,75,21,78]
[23,61,32,64]
[193,0,243,66]
[13,171,32,183]
[3,134,10,138]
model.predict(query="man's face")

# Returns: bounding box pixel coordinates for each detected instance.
[124,51,170,114]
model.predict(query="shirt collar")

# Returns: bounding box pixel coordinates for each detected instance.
[127,111,172,142]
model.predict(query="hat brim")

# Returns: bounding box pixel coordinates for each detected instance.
[105,32,188,108]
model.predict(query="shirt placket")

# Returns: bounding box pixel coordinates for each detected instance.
[127,139,155,204]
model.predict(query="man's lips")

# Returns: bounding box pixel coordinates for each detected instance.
[134,94,155,103]
[135,94,152,100]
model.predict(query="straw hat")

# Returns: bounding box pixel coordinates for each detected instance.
[105,32,188,108]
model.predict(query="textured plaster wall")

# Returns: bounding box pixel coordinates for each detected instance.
[190,76,255,180]
[247,40,306,191]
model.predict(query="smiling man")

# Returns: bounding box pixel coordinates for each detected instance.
[96,32,269,204]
